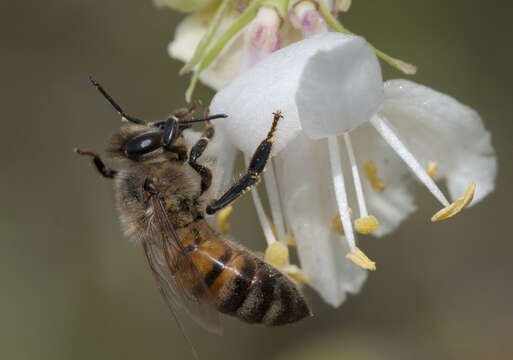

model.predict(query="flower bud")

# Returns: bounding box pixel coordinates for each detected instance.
[242,5,282,68]
[289,0,328,38]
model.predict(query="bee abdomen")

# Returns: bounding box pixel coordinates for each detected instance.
[215,255,311,326]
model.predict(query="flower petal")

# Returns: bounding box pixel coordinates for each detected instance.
[380,79,497,205]
[275,133,367,307]
[169,12,244,90]
[210,33,374,155]
[296,36,383,138]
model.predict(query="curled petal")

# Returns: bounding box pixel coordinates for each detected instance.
[210,33,382,155]
[380,79,497,205]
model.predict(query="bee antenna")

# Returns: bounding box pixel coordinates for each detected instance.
[89,75,146,125]
[180,113,228,125]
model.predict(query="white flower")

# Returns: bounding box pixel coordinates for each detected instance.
[168,7,245,90]
[209,33,496,306]
[162,0,415,101]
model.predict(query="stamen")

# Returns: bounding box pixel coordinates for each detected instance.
[363,160,386,192]
[343,132,369,215]
[426,161,437,178]
[281,264,309,284]
[217,205,233,233]
[330,208,353,235]
[343,132,380,234]
[265,242,289,267]
[431,182,475,222]
[264,160,287,245]
[370,115,450,207]
[286,235,297,247]
[245,156,277,246]
[346,247,376,271]
[328,136,356,253]
[270,219,296,246]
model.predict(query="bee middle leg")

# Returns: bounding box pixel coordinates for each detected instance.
[74,148,118,178]
[188,121,214,194]
[206,111,282,215]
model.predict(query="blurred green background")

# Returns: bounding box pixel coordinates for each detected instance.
[1,1,512,359]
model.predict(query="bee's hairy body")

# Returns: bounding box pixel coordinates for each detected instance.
[115,161,310,326]
[76,79,310,335]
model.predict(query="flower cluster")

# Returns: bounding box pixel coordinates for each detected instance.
[156,0,416,101]
[156,1,497,307]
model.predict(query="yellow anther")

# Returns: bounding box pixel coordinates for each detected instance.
[346,247,376,271]
[285,234,297,247]
[281,264,309,284]
[269,219,296,246]
[265,242,289,267]
[426,161,437,178]
[363,160,386,192]
[217,205,233,232]
[354,215,379,234]
[121,116,129,123]
[431,182,476,222]
[330,208,353,235]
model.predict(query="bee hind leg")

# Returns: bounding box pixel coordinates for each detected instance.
[206,111,282,215]
[74,148,118,178]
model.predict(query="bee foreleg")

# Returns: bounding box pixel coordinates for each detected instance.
[206,111,282,215]
[189,121,214,193]
[74,148,117,178]
[172,99,202,119]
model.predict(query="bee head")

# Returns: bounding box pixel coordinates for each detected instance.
[108,123,166,161]
[89,76,227,161]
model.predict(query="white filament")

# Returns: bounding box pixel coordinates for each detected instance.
[263,160,287,246]
[245,156,277,246]
[370,114,450,207]
[343,132,368,218]
[328,136,356,253]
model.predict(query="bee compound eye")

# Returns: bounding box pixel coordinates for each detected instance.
[124,132,163,158]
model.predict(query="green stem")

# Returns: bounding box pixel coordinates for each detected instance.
[317,1,417,75]
[180,0,236,75]
[185,0,266,101]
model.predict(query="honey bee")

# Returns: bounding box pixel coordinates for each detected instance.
[76,77,311,347]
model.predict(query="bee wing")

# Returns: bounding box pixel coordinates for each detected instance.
[145,195,222,335]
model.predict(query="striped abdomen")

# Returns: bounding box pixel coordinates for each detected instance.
[178,220,311,326]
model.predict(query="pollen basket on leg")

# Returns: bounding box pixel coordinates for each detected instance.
[217,205,233,232]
